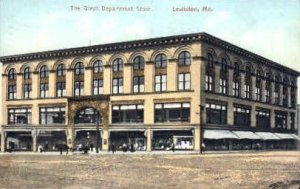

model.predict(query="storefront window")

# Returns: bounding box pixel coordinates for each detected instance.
[275,111,287,130]
[256,109,270,129]
[206,102,227,124]
[154,102,190,123]
[234,106,250,127]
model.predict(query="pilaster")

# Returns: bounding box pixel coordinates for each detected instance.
[84,68,92,96]
[123,63,132,93]
[66,69,74,97]
[167,59,177,91]
[240,73,245,98]
[48,71,55,97]
[228,69,233,96]
[103,65,111,94]
[146,127,152,152]
[145,61,154,92]
[16,74,23,99]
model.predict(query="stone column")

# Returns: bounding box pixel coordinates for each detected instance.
[1,130,6,152]
[167,59,177,91]
[31,72,39,98]
[251,76,256,101]
[228,69,233,96]
[32,129,37,152]
[48,71,55,97]
[287,112,291,130]
[270,82,275,104]
[123,63,132,93]
[194,127,200,151]
[103,65,111,95]
[227,102,234,125]
[101,129,109,151]
[287,86,291,107]
[214,66,220,93]
[279,84,283,106]
[84,68,92,96]
[261,80,266,103]
[251,105,257,128]
[67,127,74,149]
[240,73,245,98]
[66,69,74,97]
[145,61,154,93]
[270,109,275,129]
[16,73,23,99]
[146,127,152,152]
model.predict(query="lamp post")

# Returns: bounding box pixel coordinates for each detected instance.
[96,117,99,153]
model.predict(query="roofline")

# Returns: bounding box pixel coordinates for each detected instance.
[0,32,299,76]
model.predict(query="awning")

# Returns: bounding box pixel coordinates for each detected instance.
[290,134,300,140]
[109,128,146,132]
[204,130,239,139]
[232,131,261,140]
[274,133,296,140]
[255,132,280,140]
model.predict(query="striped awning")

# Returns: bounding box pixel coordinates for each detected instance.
[274,133,296,140]
[232,131,261,140]
[290,134,300,140]
[204,130,239,139]
[255,132,280,140]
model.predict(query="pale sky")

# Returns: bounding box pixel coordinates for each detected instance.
[0,0,299,99]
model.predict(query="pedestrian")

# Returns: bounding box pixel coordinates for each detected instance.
[130,144,134,152]
[112,144,115,154]
[90,143,94,152]
[59,146,63,155]
[171,143,175,152]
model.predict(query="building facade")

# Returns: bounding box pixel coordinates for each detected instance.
[0,33,299,152]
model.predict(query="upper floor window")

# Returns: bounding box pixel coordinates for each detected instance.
[207,53,214,68]
[8,68,16,80]
[155,54,167,68]
[256,109,270,129]
[40,83,49,98]
[291,81,296,108]
[8,85,16,100]
[23,84,32,99]
[219,78,227,94]
[234,106,251,127]
[221,58,227,73]
[178,73,191,91]
[57,64,66,76]
[93,60,103,73]
[56,82,66,97]
[245,66,251,82]
[205,75,213,92]
[93,79,103,95]
[133,76,144,93]
[178,51,191,66]
[133,56,145,70]
[40,65,49,78]
[8,108,32,125]
[206,102,227,124]
[74,81,84,96]
[233,81,240,97]
[275,111,287,130]
[75,108,100,124]
[155,75,167,92]
[112,104,144,123]
[112,78,123,94]
[113,58,123,72]
[24,67,31,79]
[155,102,190,123]
[234,63,239,76]
[40,107,65,124]
[74,62,84,75]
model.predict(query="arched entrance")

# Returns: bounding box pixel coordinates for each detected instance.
[73,107,102,152]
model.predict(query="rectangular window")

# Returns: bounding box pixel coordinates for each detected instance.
[219,78,227,94]
[206,102,227,124]
[133,76,144,93]
[178,73,191,90]
[233,81,239,97]
[256,109,270,129]
[93,79,103,95]
[112,78,123,94]
[8,85,16,100]
[155,75,167,92]
[56,82,66,97]
[290,113,295,131]
[244,84,250,99]
[112,104,144,123]
[205,75,213,92]
[274,92,279,105]
[234,106,251,127]
[40,83,49,98]
[74,81,84,96]
[265,89,270,103]
[255,87,261,101]
[23,84,32,99]
[275,111,287,130]
[8,108,32,125]
[155,102,190,123]
[40,107,65,124]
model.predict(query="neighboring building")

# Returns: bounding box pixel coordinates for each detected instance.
[0,32,299,152]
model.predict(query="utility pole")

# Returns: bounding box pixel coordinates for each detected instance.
[96,117,99,153]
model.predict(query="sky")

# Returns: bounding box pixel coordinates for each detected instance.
[0,0,299,98]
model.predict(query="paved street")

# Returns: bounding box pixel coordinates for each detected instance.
[0,151,299,189]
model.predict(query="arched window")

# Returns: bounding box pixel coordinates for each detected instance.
[40,65,49,78]
[74,62,84,75]
[113,58,123,72]
[8,68,16,80]
[245,66,251,79]
[207,53,214,68]
[74,108,100,124]
[178,51,191,66]
[234,63,239,76]
[221,58,227,72]
[133,56,145,70]
[155,53,167,68]
[93,60,103,73]
[57,64,65,76]
[24,67,31,79]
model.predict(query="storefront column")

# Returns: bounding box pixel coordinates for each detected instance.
[251,105,257,128]
[1,130,6,152]
[270,109,275,129]
[146,128,152,152]
[228,140,233,150]
[194,127,200,151]
[227,102,234,125]
[102,129,109,151]
[287,112,291,130]
[67,127,73,149]
[32,129,37,152]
